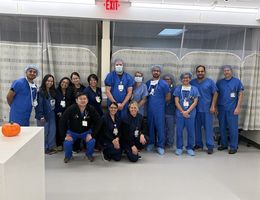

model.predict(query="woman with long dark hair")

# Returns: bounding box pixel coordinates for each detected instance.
[55,77,72,151]
[35,74,57,155]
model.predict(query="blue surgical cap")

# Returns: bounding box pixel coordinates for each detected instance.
[222,65,232,70]
[180,72,192,80]
[151,65,163,72]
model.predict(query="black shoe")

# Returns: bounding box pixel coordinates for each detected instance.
[193,145,203,150]
[101,151,111,162]
[138,154,142,160]
[207,149,213,154]
[48,149,58,155]
[229,149,237,154]
[218,146,228,151]
[87,156,94,162]
[64,157,71,163]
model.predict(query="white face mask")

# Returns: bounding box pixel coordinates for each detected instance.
[115,65,123,73]
[134,76,143,83]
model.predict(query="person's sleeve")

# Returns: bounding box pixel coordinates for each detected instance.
[35,92,44,120]
[90,106,101,138]
[194,87,200,98]
[104,73,113,86]
[98,116,114,142]
[127,74,135,88]
[142,84,149,98]
[173,86,180,97]
[11,80,22,93]
[59,106,70,137]
[163,82,171,96]
[211,80,218,93]
[120,121,132,146]
[238,80,244,92]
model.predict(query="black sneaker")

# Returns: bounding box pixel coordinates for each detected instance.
[193,145,203,150]
[48,149,58,155]
[229,149,237,154]
[87,156,95,162]
[207,149,213,154]
[217,146,228,151]
[64,157,71,163]
[138,154,142,160]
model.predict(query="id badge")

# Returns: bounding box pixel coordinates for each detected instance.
[113,128,118,136]
[95,96,101,103]
[82,120,88,127]
[183,99,189,107]
[33,100,38,107]
[230,92,236,98]
[118,84,124,92]
[50,99,55,107]
[60,100,66,108]
[134,130,139,138]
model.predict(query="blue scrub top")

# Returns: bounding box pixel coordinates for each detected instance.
[83,86,103,116]
[104,71,134,106]
[173,85,200,118]
[9,77,37,125]
[132,83,148,115]
[190,78,218,113]
[165,86,175,115]
[146,79,170,110]
[216,77,244,111]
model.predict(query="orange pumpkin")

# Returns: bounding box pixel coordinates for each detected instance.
[1,122,21,137]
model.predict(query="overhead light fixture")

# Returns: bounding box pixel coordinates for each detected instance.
[131,3,258,14]
[158,28,185,37]
[18,0,96,5]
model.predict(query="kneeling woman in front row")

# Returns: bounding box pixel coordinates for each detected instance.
[121,101,148,162]
[99,102,122,161]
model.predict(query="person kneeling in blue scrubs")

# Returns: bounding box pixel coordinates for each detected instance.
[121,101,149,162]
[174,72,200,156]
[60,92,100,163]
[216,65,244,154]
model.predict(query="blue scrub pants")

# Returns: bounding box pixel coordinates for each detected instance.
[176,115,195,150]
[37,111,56,151]
[195,112,214,150]
[218,110,238,150]
[125,135,148,162]
[102,143,122,161]
[63,130,95,159]
[147,107,165,148]
[165,114,175,148]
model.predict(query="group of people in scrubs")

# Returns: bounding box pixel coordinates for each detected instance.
[6,60,243,163]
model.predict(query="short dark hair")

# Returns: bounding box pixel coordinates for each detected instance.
[109,102,118,108]
[75,92,87,99]
[70,72,80,79]
[196,65,206,72]
[87,74,98,83]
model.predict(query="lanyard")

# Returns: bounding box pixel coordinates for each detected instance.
[26,78,37,107]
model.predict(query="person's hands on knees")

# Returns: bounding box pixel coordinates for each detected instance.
[65,134,73,141]
[112,137,120,149]
[139,134,146,145]
[86,134,92,142]
[131,145,138,155]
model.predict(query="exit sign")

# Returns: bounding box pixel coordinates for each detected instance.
[104,0,120,10]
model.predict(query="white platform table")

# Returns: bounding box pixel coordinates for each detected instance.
[0,127,45,200]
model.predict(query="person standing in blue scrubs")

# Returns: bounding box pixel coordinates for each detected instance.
[35,74,57,155]
[216,65,244,154]
[146,65,171,155]
[132,71,148,116]
[83,74,103,117]
[105,59,134,119]
[6,64,39,126]
[190,65,218,154]
[162,74,176,150]
[174,72,200,156]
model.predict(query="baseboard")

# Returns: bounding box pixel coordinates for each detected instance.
[239,134,260,149]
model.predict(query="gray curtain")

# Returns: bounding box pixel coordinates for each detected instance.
[111,22,260,130]
[0,16,99,125]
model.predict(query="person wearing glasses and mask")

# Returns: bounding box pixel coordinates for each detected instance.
[146,65,171,155]
[6,64,39,126]
[190,65,218,154]
[174,72,200,156]
[105,59,134,119]
[132,71,148,116]
[98,102,122,161]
